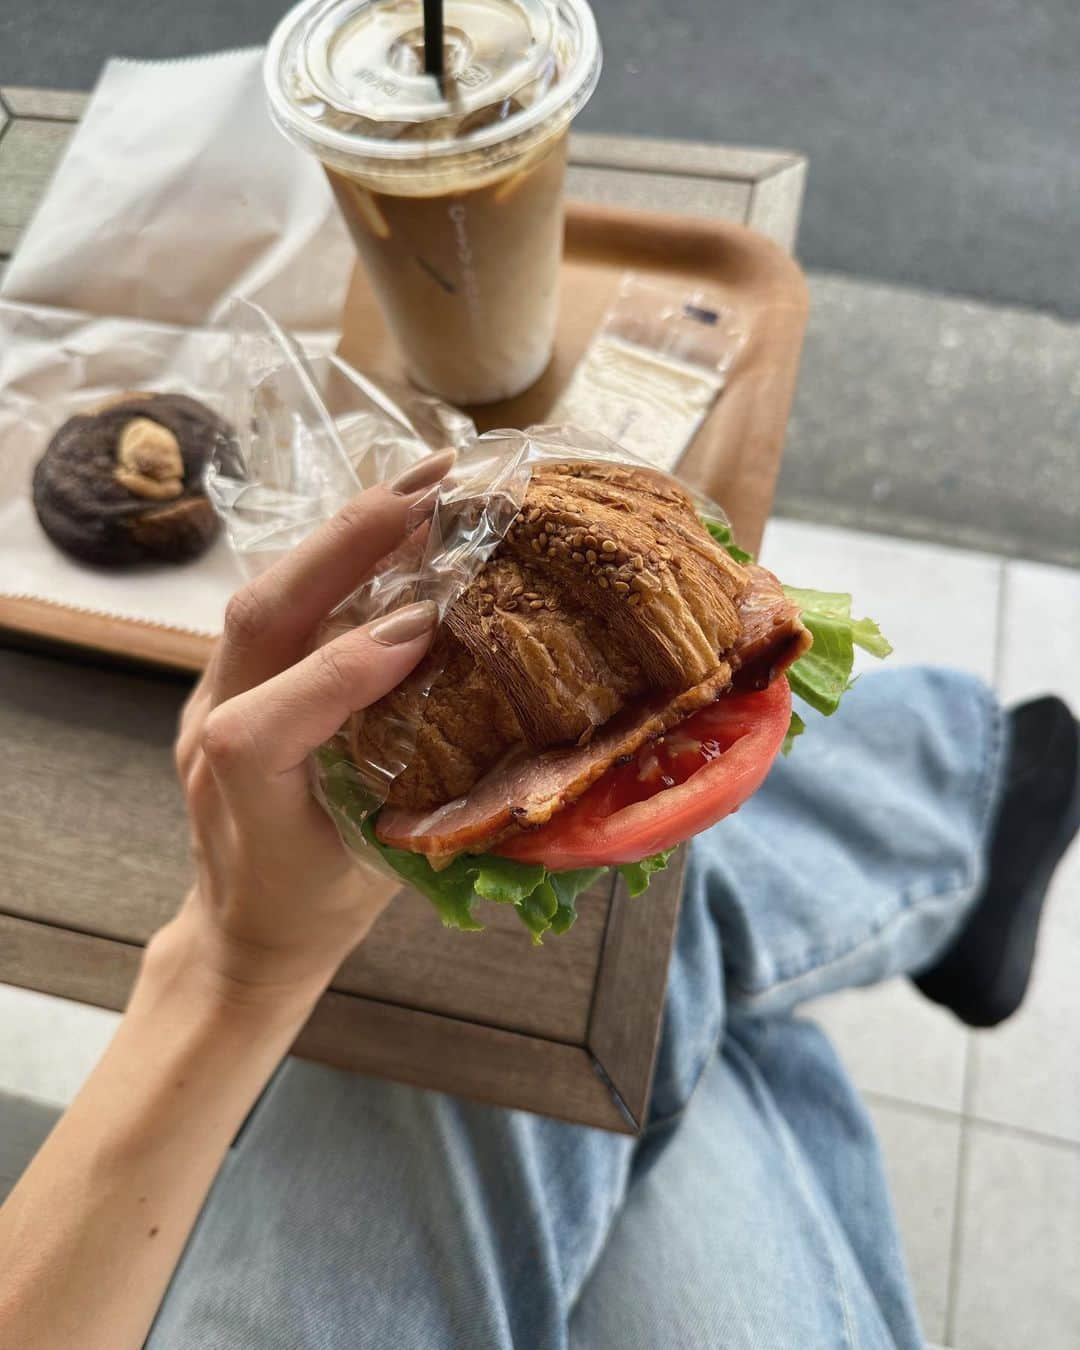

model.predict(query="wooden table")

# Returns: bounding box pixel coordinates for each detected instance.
[0,87,806,264]
[0,86,806,1131]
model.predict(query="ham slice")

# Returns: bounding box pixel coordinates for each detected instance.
[731,564,812,687]
[375,666,733,866]
[375,566,810,866]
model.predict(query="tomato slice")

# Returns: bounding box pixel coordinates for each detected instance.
[495,676,792,869]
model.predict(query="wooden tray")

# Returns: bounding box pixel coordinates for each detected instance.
[0,202,806,1131]
[0,853,688,1134]
[0,199,807,674]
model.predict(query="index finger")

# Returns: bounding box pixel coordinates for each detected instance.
[201,599,439,820]
[212,447,455,705]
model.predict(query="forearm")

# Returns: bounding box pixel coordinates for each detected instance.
[0,909,326,1350]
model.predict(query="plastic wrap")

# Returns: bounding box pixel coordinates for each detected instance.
[210,301,736,897]
[207,300,475,571]
[315,423,737,863]
[551,275,745,472]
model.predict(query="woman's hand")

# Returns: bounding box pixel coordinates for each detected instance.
[0,449,458,1350]
[163,447,455,1005]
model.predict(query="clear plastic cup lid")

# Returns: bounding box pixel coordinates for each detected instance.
[265,0,601,175]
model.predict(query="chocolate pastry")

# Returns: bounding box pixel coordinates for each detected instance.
[32,392,236,567]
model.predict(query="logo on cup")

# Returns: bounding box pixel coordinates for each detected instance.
[449,203,483,322]
[457,63,491,89]
[356,67,401,98]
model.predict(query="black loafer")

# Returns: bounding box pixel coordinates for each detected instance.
[913,695,1080,1028]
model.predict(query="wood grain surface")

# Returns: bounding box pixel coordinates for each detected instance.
[0,639,676,1125]
[588,850,689,1120]
[0,647,614,1048]
[0,913,633,1132]
[333,875,615,1044]
[0,597,212,673]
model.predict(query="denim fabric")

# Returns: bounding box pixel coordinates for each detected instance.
[149,667,1006,1349]
[570,1023,906,1350]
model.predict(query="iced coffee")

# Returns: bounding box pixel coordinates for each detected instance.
[265,0,601,405]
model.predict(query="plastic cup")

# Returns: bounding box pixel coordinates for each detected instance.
[265,0,601,405]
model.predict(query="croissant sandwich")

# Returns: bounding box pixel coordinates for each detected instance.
[343,459,889,939]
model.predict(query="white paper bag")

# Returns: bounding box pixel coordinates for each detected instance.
[0,48,353,636]
[1,49,352,331]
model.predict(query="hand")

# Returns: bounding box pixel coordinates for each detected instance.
[162,448,455,1006]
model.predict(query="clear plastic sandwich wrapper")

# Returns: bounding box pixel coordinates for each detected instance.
[211,302,739,939]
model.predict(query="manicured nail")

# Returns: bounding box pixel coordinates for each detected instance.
[387,447,456,497]
[368,600,439,647]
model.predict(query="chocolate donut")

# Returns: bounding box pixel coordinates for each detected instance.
[32,392,237,567]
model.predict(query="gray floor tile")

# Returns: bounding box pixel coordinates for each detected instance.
[0,982,118,1106]
[969,557,1080,1144]
[952,1124,1080,1350]
[811,978,969,1114]
[997,560,1080,711]
[760,517,1002,683]
[969,844,1080,1145]
[867,1098,961,1346]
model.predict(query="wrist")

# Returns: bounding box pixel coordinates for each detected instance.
[140,903,330,1034]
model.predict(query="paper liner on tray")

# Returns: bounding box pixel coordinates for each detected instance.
[0,49,353,635]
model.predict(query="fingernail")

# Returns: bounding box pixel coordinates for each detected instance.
[387,447,456,497]
[368,600,439,647]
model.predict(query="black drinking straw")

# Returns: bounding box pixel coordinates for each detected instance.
[423,0,445,83]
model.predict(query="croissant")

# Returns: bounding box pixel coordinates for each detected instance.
[350,461,808,863]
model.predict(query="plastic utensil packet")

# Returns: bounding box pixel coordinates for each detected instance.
[209,301,735,893]
[551,274,744,472]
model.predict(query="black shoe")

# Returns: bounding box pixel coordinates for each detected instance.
[913,695,1080,1028]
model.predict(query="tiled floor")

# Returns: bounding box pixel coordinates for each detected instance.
[761,520,1080,1350]
[2,517,1078,1348]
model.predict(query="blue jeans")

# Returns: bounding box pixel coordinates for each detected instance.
[149,668,1006,1349]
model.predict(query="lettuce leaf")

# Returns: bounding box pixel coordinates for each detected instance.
[781,709,806,756]
[851,616,894,660]
[361,819,669,943]
[360,820,486,932]
[549,868,608,934]
[618,848,677,897]
[472,858,547,905]
[696,517,892,750]
[515,879,559,943]
[704,518,753,565]
[782,586,893,717]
